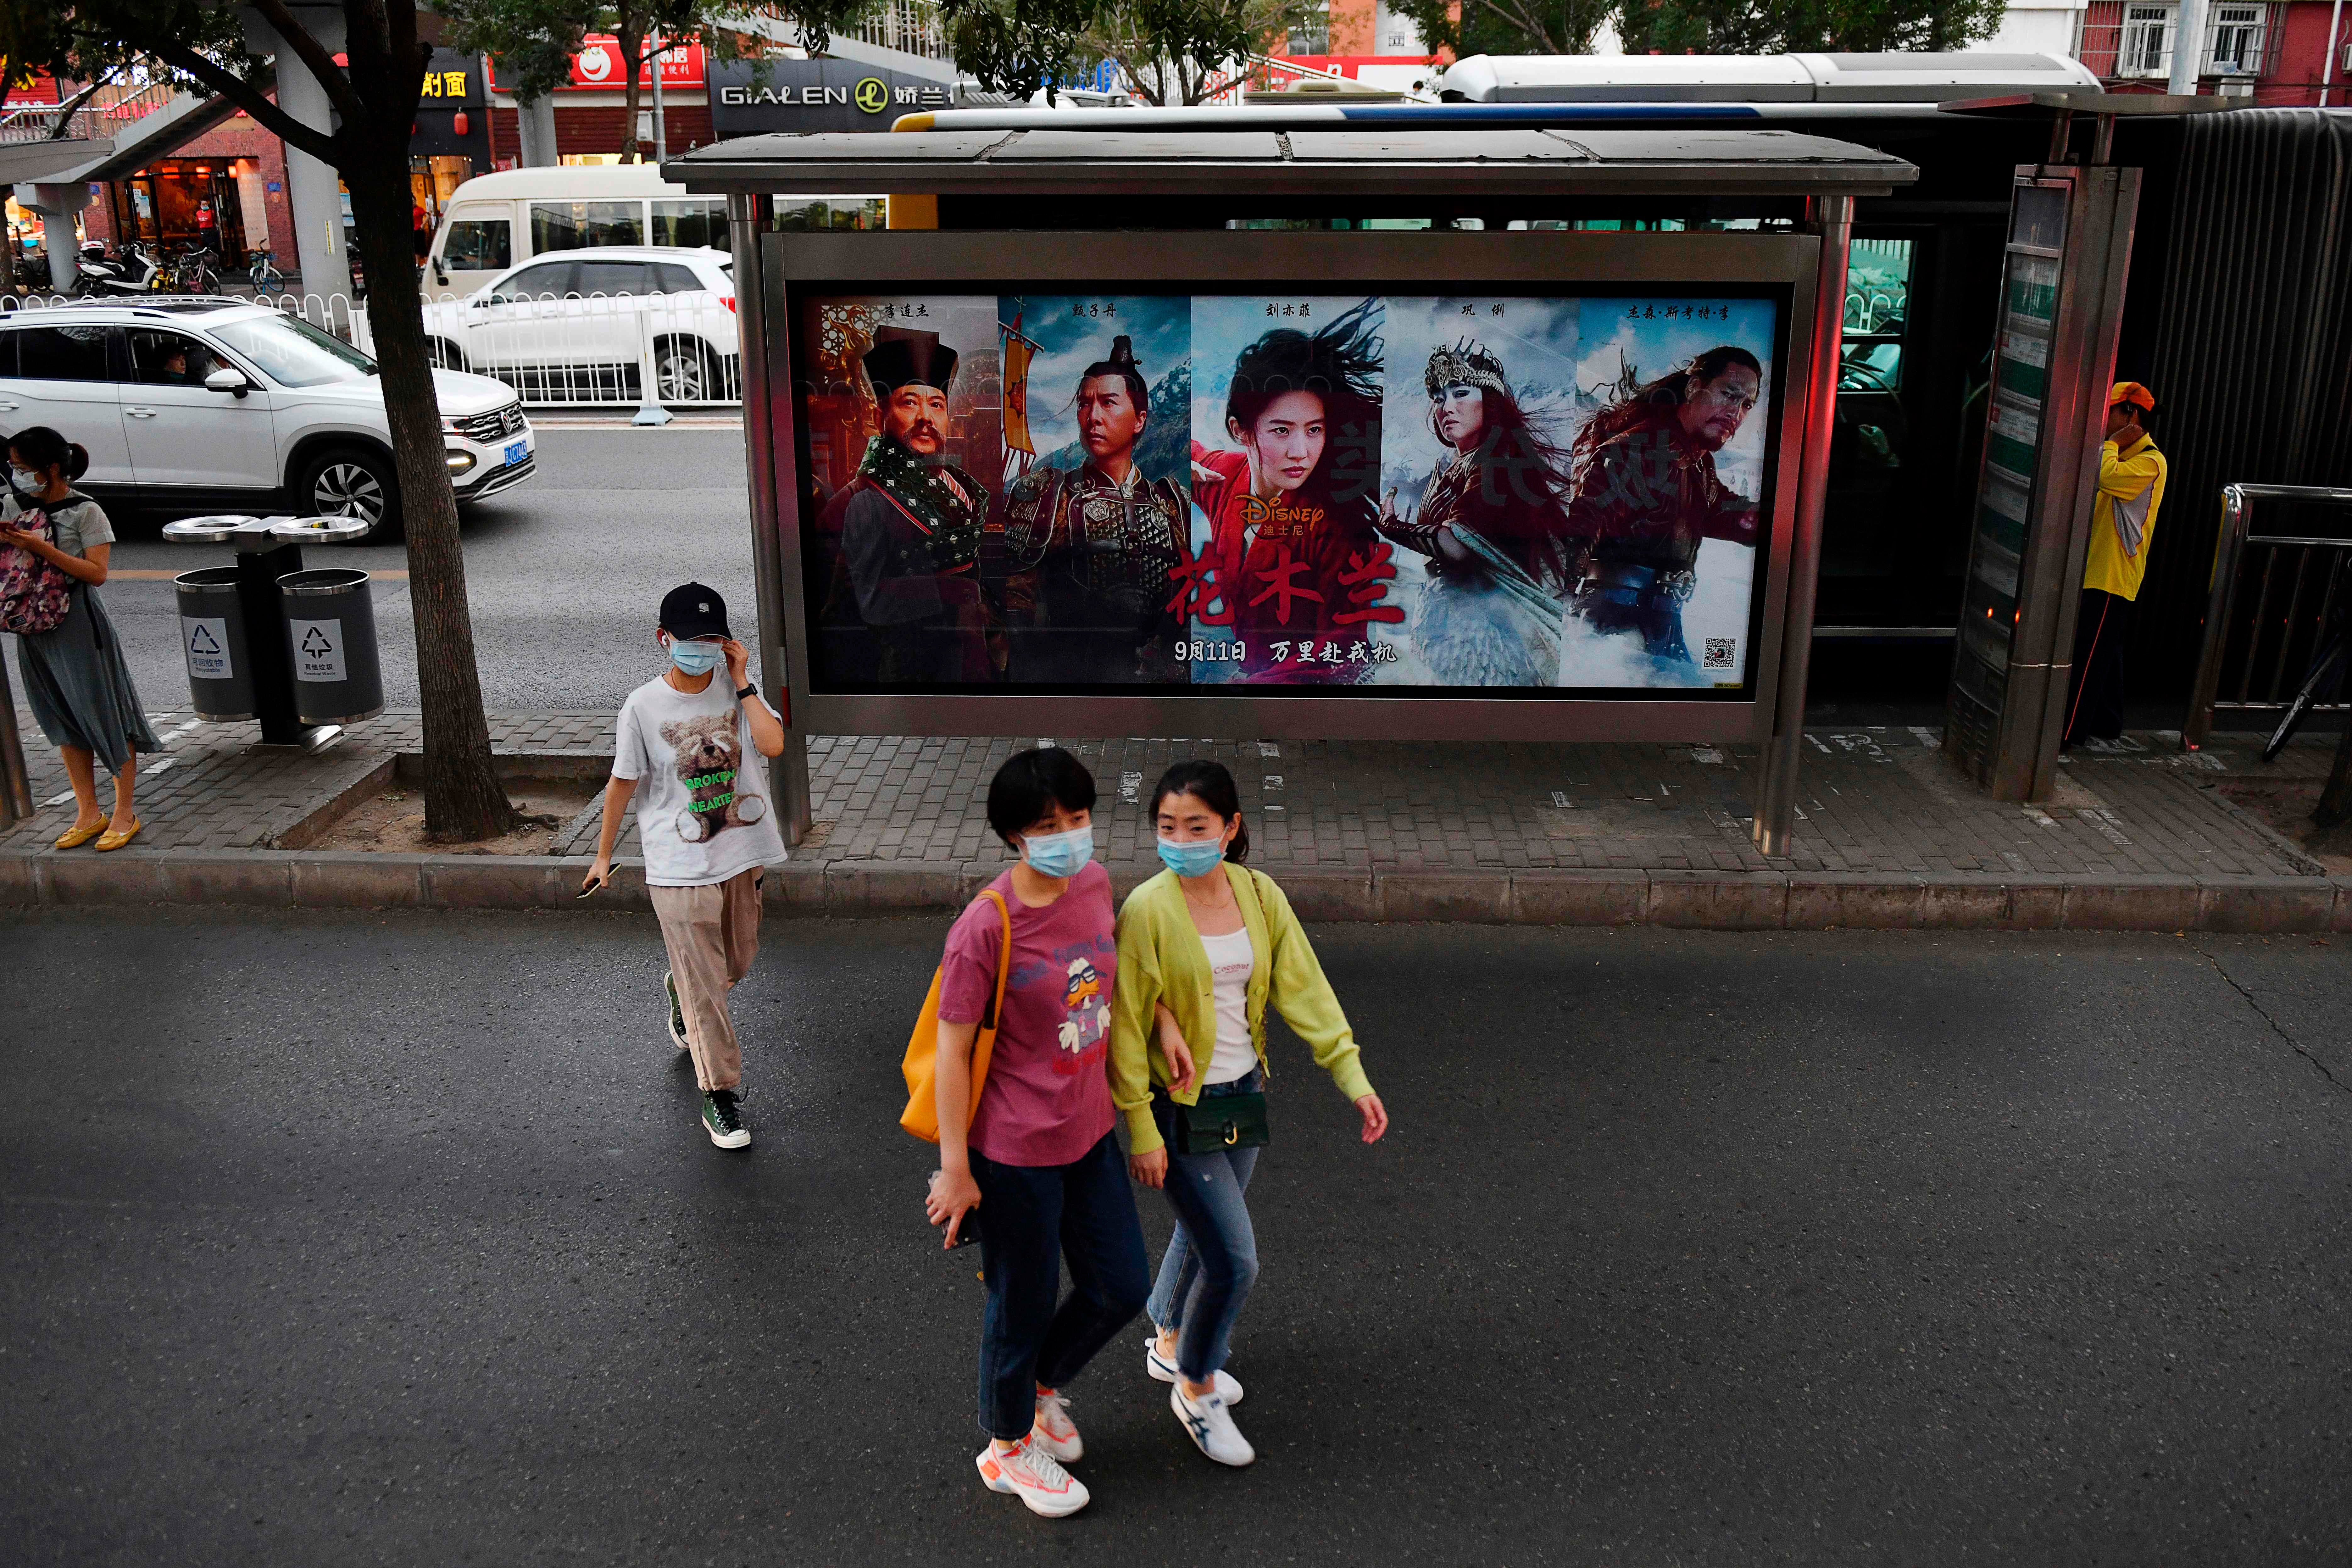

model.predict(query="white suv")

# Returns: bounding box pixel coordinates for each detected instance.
[418,246,737,404]
[0,298,535,540]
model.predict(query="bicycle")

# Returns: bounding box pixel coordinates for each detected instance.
[175,242,222,294]
[245,245,284,292]
[2262,588,2351,762]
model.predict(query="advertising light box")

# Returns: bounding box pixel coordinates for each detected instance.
[767,232,1819,741]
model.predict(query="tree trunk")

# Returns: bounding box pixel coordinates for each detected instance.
[343,151,519,841]
[618,22,646,163]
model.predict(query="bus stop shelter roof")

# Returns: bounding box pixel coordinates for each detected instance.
[665,126,1917,199]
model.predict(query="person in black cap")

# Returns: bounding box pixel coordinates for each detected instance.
[817,326,995,685]
[583,582,788,1149]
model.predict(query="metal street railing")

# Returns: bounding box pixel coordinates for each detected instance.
[1,289,745,410]
[2183,483,2352,749]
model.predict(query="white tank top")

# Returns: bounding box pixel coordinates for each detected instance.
[1197,926,1258,1085]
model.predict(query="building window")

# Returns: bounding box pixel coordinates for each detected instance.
[2205,3,2267,74]
[1287,3,1331,54]
[2121,3,2175,78]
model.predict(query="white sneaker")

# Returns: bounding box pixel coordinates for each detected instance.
[1031,1388,1082,1463]
[1146,1338,1244,1403]
[976,1436,1090,1517]
[1170,1382,1256,1467]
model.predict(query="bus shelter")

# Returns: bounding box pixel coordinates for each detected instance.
[667,126,1916,853]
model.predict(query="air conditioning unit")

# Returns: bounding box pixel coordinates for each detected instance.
[2215,77,2255,95]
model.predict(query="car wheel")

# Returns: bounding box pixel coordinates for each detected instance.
[654,337,721,403]
[426,337,467,371]
[297,445,403,542]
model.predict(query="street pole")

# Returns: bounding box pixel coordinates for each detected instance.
[2168,0,2210,96]
[650,34,669,164]
[1754,194,1852,856]
[242,8,355,310]
[2323,0,2345,106]
[0,652,33,823]
[728,192,813,846]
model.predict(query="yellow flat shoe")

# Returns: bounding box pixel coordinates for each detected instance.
[53,820,107,850]
[94,818,142,852]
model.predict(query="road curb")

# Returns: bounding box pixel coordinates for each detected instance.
[5,848,2348,932]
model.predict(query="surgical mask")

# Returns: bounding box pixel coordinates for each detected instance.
[8,467,40,494]
[667,638,722,676]
[1156,835,1226,879]
[1020,825,1094,879]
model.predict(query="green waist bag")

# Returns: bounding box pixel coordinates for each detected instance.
[1164,1091,1270,1154]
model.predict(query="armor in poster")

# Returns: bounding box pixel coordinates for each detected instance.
[997,334,1191,683]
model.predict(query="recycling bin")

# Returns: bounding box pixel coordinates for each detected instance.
[173,565,257,721]
[276,567,384,725]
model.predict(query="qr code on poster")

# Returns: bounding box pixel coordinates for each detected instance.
[1703,637,1737,670]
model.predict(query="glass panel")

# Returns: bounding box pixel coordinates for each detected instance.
[499,261,575,299]
[650,198,726,249]
[573,259,649,296]
[442,217,511,272]
[210,314,375,387]
[651,262,704,294]
[10,324,114,382]
[769,197,887,232]
[128,330,224,385]
[529,199,645,252]
[1840,237,1911,392]
[2010,186,2067,251]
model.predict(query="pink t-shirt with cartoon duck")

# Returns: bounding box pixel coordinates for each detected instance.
[938,860,1118,1167]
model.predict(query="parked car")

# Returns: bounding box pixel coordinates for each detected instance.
[0,298,534,540]
[419,161,882,302]
[417,246,739,404]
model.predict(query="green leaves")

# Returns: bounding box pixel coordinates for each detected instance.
[940,0,1097,103]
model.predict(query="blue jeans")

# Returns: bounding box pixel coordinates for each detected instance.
[970,1130,1150,1441]
[1145,1069,1263,1382]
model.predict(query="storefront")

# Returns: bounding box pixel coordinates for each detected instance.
[110,158,252,256]
[409,50,494,248]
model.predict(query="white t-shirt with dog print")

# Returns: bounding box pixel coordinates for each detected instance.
[614,674,789,887]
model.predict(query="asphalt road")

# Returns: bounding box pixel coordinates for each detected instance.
[80,423,757,714]
[4,916,2348,1565]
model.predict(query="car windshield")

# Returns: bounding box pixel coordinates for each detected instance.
[209,312,378,388]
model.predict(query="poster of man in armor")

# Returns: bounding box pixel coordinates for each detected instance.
[805,302,1000,687]
[1186,297,1393,685]
[1375,296,1776,689]
[993,296,1198,685]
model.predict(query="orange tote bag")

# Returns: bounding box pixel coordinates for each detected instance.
[899,890,1012,1142]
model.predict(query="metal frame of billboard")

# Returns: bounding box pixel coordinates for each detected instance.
[750,227,1823,746]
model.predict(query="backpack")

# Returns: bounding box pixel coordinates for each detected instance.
[0,497,77,636]
[898,889,1012,1143]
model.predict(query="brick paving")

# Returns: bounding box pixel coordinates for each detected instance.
[3,703,2337,882]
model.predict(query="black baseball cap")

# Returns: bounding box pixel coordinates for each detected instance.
[659,582,730,641]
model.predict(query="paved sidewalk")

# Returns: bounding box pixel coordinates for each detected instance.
[4,703,2347,928]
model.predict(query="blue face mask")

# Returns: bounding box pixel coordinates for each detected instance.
[1020,824,1094,879]
[1156,835,1226,879]
[668,637,722,676]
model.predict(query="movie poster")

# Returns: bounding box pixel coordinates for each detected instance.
[793,290,1780,696]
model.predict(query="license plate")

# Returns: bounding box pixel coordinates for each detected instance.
[504,439,528,467]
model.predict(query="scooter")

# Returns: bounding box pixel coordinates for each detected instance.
[74,240,163,296]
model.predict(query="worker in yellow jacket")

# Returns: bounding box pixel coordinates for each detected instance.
[2065,381,2167,750]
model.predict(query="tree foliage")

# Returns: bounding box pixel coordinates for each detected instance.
[1615,0,2007,54]
[1394,0,2005,58]
[1084,0,1304,107]
[940,0,1097,103]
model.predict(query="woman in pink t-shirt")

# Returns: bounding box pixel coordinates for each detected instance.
[923,747,1149,1519]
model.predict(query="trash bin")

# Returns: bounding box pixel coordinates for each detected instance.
[173,565,256,721]
[276,568,384,724]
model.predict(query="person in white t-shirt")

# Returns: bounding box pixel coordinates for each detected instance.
[583,583,789,1149]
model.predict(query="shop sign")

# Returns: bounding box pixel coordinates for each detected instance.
[710,59,951,136]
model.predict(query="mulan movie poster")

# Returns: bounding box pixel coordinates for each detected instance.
[792,289,1781,696]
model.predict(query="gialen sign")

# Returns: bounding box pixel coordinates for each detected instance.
[707,59,952,137]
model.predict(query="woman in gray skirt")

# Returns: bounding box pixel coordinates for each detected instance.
[2,425,160,850]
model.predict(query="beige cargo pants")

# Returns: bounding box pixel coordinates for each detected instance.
[648,866,762,1091]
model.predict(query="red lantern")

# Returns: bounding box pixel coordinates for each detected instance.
[453,109,469,137]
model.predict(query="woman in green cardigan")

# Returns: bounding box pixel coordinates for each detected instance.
[1110,759,1389,1468]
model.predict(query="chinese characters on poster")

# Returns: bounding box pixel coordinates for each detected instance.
[795,291,1780,694]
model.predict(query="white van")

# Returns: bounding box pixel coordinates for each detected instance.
[422,165,885,301]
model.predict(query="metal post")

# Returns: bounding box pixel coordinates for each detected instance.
[2184,484,2254,750]
[730,192,813,846]
[0,649,34,822]
[2169,0,2210,96]
[1753,194,1852,856]
[2325,0,2345,106]
[650,33,669,164]
[631,308,673,426]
